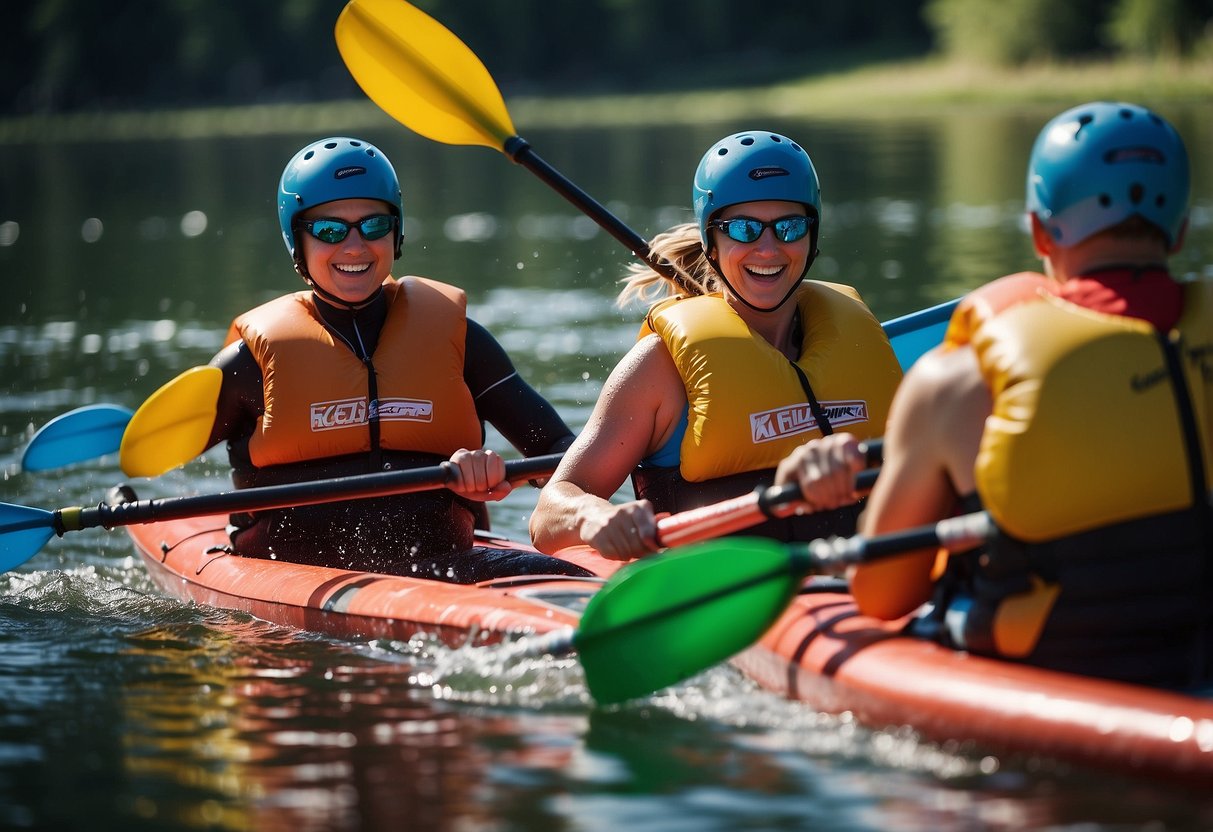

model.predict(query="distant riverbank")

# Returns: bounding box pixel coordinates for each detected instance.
[2,55,1209,144]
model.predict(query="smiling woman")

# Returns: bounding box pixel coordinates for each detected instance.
[296,198,399,304]
[528,130,904,560]
[51,134,590,584]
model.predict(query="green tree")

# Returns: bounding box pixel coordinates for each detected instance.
[1106,0,1198,56]
[925,0,1106,65]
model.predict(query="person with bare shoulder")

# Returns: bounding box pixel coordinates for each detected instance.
[777,102,1212,688]
[530,131,903,559]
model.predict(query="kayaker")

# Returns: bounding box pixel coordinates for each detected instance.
[199,136,591,581]
[776,102,1213,688]
[530,130,902,559]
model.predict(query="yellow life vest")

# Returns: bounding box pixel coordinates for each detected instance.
[957,276,1213,542]
[645,281,902,482]
[230,277,483,468]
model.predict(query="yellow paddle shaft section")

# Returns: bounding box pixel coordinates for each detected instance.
[335,0,515,150]
[120,366,222,478]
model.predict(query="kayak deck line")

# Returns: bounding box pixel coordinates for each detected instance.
[322,577,383,613]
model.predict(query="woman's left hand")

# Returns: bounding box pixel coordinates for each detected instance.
[446,448,513,502]
[774,432,865,512]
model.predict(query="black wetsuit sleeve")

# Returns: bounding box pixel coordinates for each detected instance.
[205,340,263,451]
[464,319,575,456]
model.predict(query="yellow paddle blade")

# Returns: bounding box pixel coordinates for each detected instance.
[119,366,222,478]
[335,0,516,151]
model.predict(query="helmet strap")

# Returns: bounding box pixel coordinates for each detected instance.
[706,246,818,314]
[306,278,384,311]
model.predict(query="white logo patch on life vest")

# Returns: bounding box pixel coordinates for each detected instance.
[373,398,434,422]
[749,400,869,443]
[310,397,435,431]
[311,397,367,431]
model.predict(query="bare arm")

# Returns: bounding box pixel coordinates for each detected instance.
[850,344,991,618]
[529,335,685,558]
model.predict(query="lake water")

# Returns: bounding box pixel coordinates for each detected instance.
[2,105,1212,830]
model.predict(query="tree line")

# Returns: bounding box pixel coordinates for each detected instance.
[3,0,1210,117]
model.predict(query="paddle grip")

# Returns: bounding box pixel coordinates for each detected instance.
[504,137,679,280]
[755,438,882,519]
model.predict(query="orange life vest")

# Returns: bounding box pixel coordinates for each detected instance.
[228,277,483,468]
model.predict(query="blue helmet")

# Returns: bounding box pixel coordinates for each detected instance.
[1027,102,1189,247]
[277,137,404,268]
[692,131,821,251]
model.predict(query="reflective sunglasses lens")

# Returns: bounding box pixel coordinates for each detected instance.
[774,216,809,243]
[359,215,395,241]
[724,219,764,243]
[308,220,351,244]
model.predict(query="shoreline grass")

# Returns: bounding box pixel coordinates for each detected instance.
[2,55,1209,144]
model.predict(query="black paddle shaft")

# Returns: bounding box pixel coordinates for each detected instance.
[503,136,678,280]
[793,511,994,574]
[52,454,564,535]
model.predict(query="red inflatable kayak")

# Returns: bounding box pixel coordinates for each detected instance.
[730,589,1213,782]
[126,514,601,645]
[124,516,1213,782]
[558,542,1213,782]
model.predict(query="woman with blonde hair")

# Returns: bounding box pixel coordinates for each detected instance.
[530,130,902,559]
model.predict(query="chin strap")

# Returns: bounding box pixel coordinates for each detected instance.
[706,248,818,314]
[306,278,383,311]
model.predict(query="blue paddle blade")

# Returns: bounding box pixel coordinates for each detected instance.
[0,503,57,571]
[21,404,134,471]
[884,297,960,371]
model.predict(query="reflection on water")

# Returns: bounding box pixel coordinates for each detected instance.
[118,626,510,831]
[1,108,1212,830]
[3,560,1212,830]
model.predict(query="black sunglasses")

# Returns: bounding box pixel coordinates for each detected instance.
[297,214,397,245]
[708,214,813,244]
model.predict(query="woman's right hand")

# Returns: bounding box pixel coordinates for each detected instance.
[578,499,660,561]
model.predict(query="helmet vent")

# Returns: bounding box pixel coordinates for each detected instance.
[1099,194,1112,207]
[1129,183,1144,204]
[303,151,315,161]
[739,137,755,146]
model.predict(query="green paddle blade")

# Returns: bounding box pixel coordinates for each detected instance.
[0,504,56,571]
[21,404,134,471]
[575,538,807,704]
[335,0,516,150]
